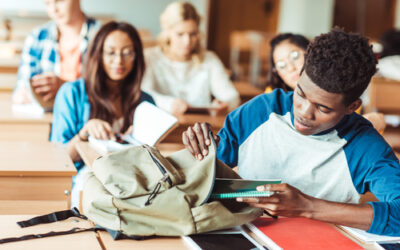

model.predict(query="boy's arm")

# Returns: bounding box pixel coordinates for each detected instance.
[238,148,400,237]
[237,183,374,231]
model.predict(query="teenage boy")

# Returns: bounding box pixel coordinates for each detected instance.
[12,0,100,109]
[182,28,400,236]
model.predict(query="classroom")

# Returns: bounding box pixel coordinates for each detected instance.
[0,0,399,249]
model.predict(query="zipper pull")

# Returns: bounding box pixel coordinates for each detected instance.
[144,173,170,206]
[159,173,169,183]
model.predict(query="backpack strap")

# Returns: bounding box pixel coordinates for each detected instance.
[0,208,146,244]
[0,227,105,244]
[0,208,99,245]
[17,207,87,228]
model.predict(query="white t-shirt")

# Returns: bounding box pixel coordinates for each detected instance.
[376,55,400,81]
[141,46,240,113]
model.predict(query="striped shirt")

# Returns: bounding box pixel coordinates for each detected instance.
[14,17,100,104]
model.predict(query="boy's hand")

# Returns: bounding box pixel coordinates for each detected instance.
[237,183,315,218]
[31,72,64,102]
[182,122,219,160]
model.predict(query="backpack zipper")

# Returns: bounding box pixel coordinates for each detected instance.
[144,145,172,186]
[143,146,172,206]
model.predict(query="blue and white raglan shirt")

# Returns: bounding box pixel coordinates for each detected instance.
[217,89,400,236]
[14,17,100,105]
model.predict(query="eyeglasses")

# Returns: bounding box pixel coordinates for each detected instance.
[275,50,302,71]
[103,49,135,61]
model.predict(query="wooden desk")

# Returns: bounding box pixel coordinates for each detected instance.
[0,72,17,92]
[368,77,400,114]
[0,215,101,249]
[0,141,76,214]
[234,81,264,104]
[0,92,52,141]
[162,113,226,143]
[0,56,20,73]
[383,126,400,151]
[76,141,185,169]
[98,231,188,250]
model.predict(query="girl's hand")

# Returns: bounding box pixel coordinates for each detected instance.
[211,99,228,116]
[171,99,189,115]
[79,119,116,141]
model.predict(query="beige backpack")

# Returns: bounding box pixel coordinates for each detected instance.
[82,137,263,236]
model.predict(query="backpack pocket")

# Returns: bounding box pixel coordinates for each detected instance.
[92,145,183,199]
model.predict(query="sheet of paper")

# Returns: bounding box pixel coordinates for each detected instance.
[12,103,45,118]
[340,226,400,243]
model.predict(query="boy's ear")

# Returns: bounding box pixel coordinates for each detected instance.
[345,98,362,114]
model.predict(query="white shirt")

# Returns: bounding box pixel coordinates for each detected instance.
[141,46,240,113]
[376,55,400,81]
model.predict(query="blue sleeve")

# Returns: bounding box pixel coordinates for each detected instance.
[217,89,293,167]
[343,117,400,236]
[15,30,42,92]
[50,82,83,144]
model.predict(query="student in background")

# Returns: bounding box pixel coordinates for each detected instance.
[266,33,386,133]
[376,29,400,81]
[12,0,100,110]
[182,28,400,236]
[265,33,309,93]
[50,21,154,206]
[141,1,240,115]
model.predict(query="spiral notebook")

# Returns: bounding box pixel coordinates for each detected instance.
[210,178,281,199]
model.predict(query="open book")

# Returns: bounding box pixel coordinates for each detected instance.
[89,101,178,154]
[210,178,281,199]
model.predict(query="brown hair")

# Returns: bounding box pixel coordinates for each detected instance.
[83,21,145,133]
[158,1,203,63]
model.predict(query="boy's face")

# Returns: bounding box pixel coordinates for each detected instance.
[44,0,80,25]
[292,72,360,135]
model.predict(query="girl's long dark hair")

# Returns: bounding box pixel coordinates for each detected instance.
[266,33,309,91]
[83,21,145,133]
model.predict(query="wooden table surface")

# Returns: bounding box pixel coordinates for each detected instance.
[98,231,189,250]
[0,72,17,92]
[163,113,226,143]
[234,81,264,103]
[0,92,52,141]
[0,141,76,214]
[0,141,75,176]
[0,56,20,73]
[0,92,52,123]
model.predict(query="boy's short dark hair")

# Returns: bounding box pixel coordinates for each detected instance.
[304,28,377,106]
